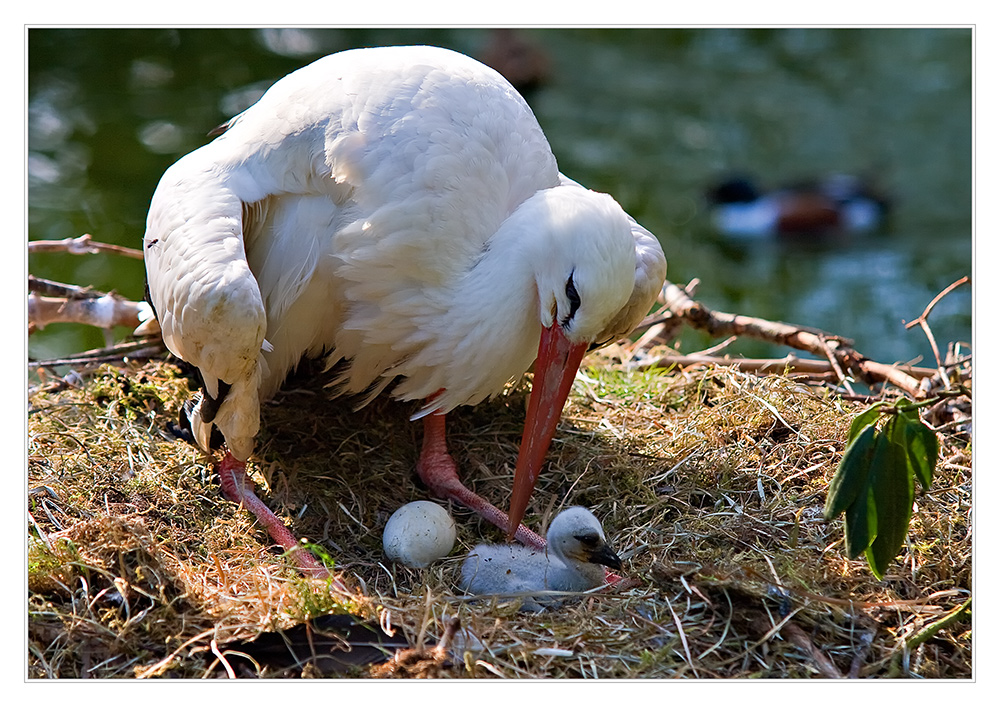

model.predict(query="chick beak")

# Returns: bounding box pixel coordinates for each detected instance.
[587,543,623,571]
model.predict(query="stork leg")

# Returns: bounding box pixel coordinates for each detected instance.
[416,412,547,550]
[217,452,348,590]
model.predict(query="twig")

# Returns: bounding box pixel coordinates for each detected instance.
[780,619,845,679]
[689,334,738,357]
[904,276,971,382]
[28,275,99,298]
[664,596,699,678]
[29,337,165,369]
[627,278,699,353]
[638,352,936,381]
[905,276,971,330]
[885,597,972,678]
[136,628,218,678]
[209,638,237,679]
[29,291,149,333]
[637,280,929,397]
[28,233,144,260]
[904,597,971,651]
[432,616,462,661]
[848,627,876,678]
[818,337,855,395]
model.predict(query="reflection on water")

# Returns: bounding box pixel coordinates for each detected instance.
[28,28,972,367]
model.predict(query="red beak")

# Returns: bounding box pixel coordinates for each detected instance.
[506,323,588,540]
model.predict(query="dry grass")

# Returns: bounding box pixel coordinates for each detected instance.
[27,349,972,679]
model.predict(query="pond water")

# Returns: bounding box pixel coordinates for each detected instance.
[28,28,972,369]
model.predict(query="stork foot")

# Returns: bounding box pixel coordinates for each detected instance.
[217,452,347,589]
[417,412,546,550]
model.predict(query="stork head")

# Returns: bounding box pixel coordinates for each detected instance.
[505,186,651,539]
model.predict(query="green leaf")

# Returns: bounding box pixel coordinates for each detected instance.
[888,405,938,493]
[901,417,939,492]
[848,404,883,443]
[844,476,877,559]
[843,430,890,559]
[825,423,878,521]
[865,437,915,579]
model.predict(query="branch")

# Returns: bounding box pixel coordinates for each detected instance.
[638,280,929,398]
[780,619,845,679]
[904,276,971,383]
[641,353,936,381]
[28,291,149,333]
[28,275,100,298]
[28,233,144,260]
[885,597,972,677]
[905,276,971,329]
[28,337,165,369]
[904,597,971,651]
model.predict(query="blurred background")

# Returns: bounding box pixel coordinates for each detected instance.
[27,27,972,367]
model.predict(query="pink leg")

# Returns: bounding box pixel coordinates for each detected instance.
[416,412,547,550]
[218,452,348,590]
[604,570,636,588]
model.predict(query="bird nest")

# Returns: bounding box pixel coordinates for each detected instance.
[27,349,972,679]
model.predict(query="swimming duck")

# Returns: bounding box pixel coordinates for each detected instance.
[707,173,890,239]
[480,29,550,96]
[460,506,622,611]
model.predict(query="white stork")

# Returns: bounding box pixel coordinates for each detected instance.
[460,506,622,611]
[143,45,666,579]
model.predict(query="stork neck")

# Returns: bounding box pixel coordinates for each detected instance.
[460,189,564,318]
[412,199,553,412]
[454,200,552,335]
[544,539,606,589]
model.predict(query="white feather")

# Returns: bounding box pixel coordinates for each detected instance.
[143,45,667,461]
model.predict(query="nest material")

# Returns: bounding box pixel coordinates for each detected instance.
[27,352,972,679]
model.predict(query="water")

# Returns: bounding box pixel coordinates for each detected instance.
[28,28,972,369]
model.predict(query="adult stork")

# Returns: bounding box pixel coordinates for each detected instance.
[143,45,666,578]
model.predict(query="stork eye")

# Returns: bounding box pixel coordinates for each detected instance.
[574,532,600,547]
[562,272,581,327]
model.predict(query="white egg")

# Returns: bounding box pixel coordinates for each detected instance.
[382,501,457,568]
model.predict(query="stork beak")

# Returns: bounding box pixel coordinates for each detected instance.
[507,323,588,540]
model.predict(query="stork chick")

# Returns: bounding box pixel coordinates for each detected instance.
[460,507,622,611]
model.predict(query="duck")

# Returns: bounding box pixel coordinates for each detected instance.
[707,173,890,239]
[479,29,550,97]
[460,506,622,611]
